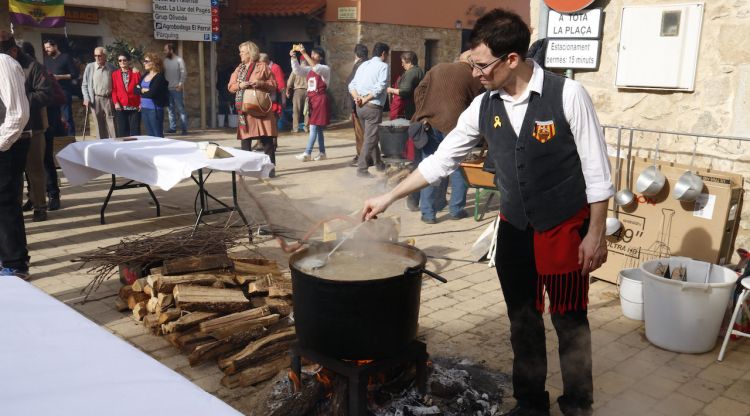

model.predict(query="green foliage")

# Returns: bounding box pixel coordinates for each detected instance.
[104,39,144,65]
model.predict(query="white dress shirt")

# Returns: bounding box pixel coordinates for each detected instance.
[0,54,30,152]
[418,60,614,204]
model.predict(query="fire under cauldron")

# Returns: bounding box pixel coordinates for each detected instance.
[290,240,446,360]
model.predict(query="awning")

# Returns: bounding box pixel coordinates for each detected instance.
[236,0,326,17]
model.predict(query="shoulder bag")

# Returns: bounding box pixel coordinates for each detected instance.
[241,63,273,118]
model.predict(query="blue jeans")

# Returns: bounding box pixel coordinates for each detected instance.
[0,137,30,270]
[304,125,325,155]
[412,129,468,219]
[142,107,164,137]
[61,90,75,136]
[167,90,188,132]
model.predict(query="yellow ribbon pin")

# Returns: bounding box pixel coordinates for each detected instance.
[493,116,502,128]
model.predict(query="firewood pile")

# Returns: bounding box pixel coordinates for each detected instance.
[115,253,296,389]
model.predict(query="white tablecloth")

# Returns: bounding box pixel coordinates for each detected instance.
[0,277,242,416]
[56,136,274,191]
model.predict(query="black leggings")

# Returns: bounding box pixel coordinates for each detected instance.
[241,136,275,165]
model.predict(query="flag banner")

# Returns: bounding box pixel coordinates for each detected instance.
[9,0,65,28]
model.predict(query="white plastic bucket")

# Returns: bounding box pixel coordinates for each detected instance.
[641,257,738,353]
[227,114,239,128]
[619,268,644,321]
[217,114,226,128]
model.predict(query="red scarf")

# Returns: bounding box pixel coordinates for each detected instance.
[501,205,590,314]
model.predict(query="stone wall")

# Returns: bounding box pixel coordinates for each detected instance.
[530,0,750,260]
[322,21,462,119]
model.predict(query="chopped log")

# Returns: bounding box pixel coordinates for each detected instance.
[118,285,134,302]
[170,311,220,332]
[131,278,148,292]
[114,298,129,312]
[162,254,232,276]
[211,280,226,289]
[149,267,162,276]
[188,339,241,367]
[198,306,271,333]
[206,314,280,340]
[154,274,219,294]
[156,293,174,312]
[146,274,160,288]
[146,297,159,314]
[143,314,161,334]
[221,353,290,388]
[127,291,150,309]
[143,285,153,296]
[268,287,292,299]
[158,308,182,325]
[267,298,293,317]
[173,284,251,313]
[176,330,213,350]
[132,302,148,321]
[218,327,296,374]
[231,257,281,277]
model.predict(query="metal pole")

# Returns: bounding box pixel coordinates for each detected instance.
[210,41,217,128]
[198,42,206,129]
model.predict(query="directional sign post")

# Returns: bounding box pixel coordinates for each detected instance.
[153,0,220,42]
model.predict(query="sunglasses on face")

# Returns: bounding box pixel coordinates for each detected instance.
[143,60,152,63]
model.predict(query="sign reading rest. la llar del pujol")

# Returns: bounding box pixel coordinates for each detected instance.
[544,0,594,13]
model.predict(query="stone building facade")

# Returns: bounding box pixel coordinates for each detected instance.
[530,0,750,259]
[322,21,461,119]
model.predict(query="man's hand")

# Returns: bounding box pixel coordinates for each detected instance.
[354,96,364,107]
[82,99,89,107]
[578,230,607,277]
[362,193,394,221]
[176,84,183,92]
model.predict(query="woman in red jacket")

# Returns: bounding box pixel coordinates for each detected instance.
[111,52,141,137]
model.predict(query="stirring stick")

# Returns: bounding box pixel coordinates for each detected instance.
[326,219,369,261]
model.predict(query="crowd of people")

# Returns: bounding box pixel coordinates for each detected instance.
[0,9,613,415]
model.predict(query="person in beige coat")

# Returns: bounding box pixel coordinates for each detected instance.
[228,41,277,177]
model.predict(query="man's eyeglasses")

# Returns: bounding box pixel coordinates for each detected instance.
[468,53,509,75]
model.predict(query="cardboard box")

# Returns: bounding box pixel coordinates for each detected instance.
[593,157,744,284]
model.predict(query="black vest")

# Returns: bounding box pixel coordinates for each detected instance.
[479,71,587,231]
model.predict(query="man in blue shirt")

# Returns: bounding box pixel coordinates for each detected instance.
[348,42,389,178]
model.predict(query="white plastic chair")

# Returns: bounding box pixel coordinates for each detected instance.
[718,277,750,361]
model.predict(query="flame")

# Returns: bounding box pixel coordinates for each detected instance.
[287,370,301,393]
[314,368,335,398]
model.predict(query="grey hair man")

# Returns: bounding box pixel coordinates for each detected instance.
[81,46,116,139]
[163,43,188,134]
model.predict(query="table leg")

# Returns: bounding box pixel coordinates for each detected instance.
[100,175,161,224]
[100,174,117,225]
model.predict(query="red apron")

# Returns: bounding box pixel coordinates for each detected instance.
[307,69,330,126]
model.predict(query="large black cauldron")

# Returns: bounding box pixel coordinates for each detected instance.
[290,241,440,360]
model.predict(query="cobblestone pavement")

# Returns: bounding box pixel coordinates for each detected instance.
[25,126,750,415]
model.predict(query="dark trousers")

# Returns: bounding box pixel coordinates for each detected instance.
[115,110,141,137]
[241,136,275,165]
[356,104,383,173]
[44,105,64,198]
[0,137,31,270]
[61,89,75,136]
[496,220,593,411]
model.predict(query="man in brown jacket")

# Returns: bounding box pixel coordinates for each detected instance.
[407,51,483,222]
[346,44,369,166]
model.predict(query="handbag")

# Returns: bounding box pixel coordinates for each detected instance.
[242,88,272,118]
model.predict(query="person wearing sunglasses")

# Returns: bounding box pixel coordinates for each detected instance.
[81,47,116,139]
[362,8,613,416]
[135,53,169,137]
[111,53,141,137]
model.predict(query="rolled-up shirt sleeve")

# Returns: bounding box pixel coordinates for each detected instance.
[563,80,614,203]
[418,93,485,185]
[0,56,30,151]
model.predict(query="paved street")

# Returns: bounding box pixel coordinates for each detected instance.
[24,126,750,415]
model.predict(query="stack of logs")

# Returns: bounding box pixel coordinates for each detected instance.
[115,254,296,388]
